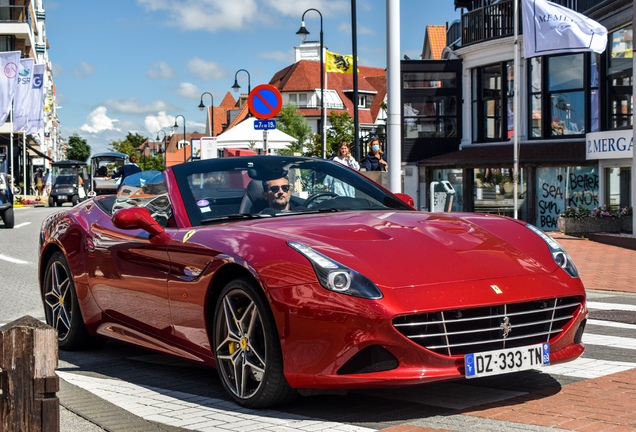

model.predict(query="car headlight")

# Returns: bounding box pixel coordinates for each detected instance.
[525,224,579,278]
[287,241,383,299]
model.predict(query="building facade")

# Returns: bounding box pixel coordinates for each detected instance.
[405,0,632,231]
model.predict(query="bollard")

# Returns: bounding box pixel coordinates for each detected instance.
[0,316,59,432]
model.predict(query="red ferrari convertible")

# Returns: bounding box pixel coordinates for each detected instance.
[39,156,587,408]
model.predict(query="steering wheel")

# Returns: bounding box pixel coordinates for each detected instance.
[303,192,338,208]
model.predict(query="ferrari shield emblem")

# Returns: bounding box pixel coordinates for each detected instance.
[490,285,503,294]
[183,230,196,243]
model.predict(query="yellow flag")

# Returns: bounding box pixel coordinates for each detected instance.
[325,51,358,74]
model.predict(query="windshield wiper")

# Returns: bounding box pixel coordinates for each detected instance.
[200,213,270,224]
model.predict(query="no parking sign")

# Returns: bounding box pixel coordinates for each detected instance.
[248,84,282,120]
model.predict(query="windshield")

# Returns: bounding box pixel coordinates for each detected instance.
[172,156,412,226]
[92,158,125,177]
[53,166,79,186]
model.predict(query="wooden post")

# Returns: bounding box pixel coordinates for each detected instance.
[0,316,59,432]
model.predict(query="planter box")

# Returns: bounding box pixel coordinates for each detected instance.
[622,217,633,234]
[558,217,621,235]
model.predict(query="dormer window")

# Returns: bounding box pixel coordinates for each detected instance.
[358,95,367,108]
[288,93,308,107]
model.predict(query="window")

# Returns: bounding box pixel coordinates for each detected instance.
[358,95,366,108]
[528,53,597,138]
[403,95,457,138]
[288,94,297,105]
[471,62,514,142]
[316,89,344,109]
[607,24,633,130]
[403,72,456,89]
[0,35,14,51]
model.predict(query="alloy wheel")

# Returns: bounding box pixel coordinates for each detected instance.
[44,260,73,341]
[215,289,267,400]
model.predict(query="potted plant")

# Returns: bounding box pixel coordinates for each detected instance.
[557,204,621,235]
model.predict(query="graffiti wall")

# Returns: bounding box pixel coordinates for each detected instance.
[536,166,599,230]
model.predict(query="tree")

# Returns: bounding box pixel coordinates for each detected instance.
[65,134,91,162]
[276,104,312,155]
[303,112,355,158]
[108,132,148,157]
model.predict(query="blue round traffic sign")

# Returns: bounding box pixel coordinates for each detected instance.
[248,84,283,120]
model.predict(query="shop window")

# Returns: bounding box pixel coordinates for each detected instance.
[473,167,526,219]
[471,62,514,142]
[528,53,597,138]
[403,72,456,89]
[535,166,598,231]
[431,169,463,212]
[607,167,631,211]
[607,24,633,130]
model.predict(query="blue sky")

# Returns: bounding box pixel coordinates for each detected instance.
[46,0,459,155]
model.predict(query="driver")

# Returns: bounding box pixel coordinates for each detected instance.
[262,177,291,211]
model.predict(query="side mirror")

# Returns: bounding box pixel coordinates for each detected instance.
[112,207,167,240]
[394,193,415,209]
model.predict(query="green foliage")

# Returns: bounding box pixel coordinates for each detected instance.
[108,132,148,157]
[303,111,355,158]
[65,134,91,162]
[137,153,165,172]
[276,104,312,155]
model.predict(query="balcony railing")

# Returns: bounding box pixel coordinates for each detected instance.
[460,0,608,47]
[290,102,346,110]
[0,5,28,22]
[447,20,462,48]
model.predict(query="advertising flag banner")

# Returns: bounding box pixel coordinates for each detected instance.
[12,58,34,131]
[26,64,46,135]
[0,51,21,126]
[325,51,358,74]
[522,0,608,58]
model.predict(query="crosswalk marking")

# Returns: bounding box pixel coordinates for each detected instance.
[544,357,636,379]
[56,371,374,432]
[588,301,636,312]
[588,318,636,330]
[583,333,636,350]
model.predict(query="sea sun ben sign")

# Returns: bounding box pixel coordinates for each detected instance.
[586,130,633,160]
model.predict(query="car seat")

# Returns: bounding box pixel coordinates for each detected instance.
[239,180,268,214]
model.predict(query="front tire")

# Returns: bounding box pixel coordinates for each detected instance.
[71,195,79,206]
[213,277,296,408]
[43,251,95,350]
[2,207,14,228]
[48,197,54,207]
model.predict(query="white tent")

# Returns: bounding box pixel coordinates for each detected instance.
[215,118,297,151]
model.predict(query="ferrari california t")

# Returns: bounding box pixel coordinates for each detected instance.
[39,156,587,408]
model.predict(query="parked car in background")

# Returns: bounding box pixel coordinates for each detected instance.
[48,160,89,207]
[90,152,128,195]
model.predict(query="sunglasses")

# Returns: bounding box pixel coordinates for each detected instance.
[268,185,290,193]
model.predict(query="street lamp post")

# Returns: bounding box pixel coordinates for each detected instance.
[232,69,251,95]
[198,92,215,136]
[173,115,186,163]
[297,9,325,159]
[156,130,167,154]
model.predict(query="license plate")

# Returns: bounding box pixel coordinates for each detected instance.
[464,342,550,379]
[58,195,67,199]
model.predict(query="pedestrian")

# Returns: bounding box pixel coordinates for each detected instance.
[364,138,387,171]
[332,142,359,171]
[105,155,142,192]
[35,169,44,196]
[44,168,52,196]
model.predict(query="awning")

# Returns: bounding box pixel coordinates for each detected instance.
[417,141,589,168]
[26,143,53,162]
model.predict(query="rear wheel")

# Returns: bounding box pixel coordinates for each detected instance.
[55,199,61,207]
[213,277,296,408]
[71,195,79,206]
[2,207,14,228]
[48,197,54,207]
[43,251,99,350]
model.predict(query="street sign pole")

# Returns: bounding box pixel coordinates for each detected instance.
[248,85,283,155]
[263,130,268,154]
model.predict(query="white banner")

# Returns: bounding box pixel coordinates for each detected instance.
[12,58,34,132]
[0,51,21,126]
[26,64,45,135]
[522,0,608,58]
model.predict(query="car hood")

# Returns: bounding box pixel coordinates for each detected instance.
[239,211,557,288]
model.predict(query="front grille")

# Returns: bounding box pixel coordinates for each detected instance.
[393,296,583,356]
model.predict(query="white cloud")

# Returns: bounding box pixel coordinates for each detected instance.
[144,111,175,135]
[103,98,178,114]
[80,107,119,134]
[262,0,349,17]
[338,21,375,35]
[51,62,64,78]
[258,50,295,63]
[146,61,176,79]
[70,61,96,78]
[138,0,260,31]
[187,57,226,81]
[174,82,201,99]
